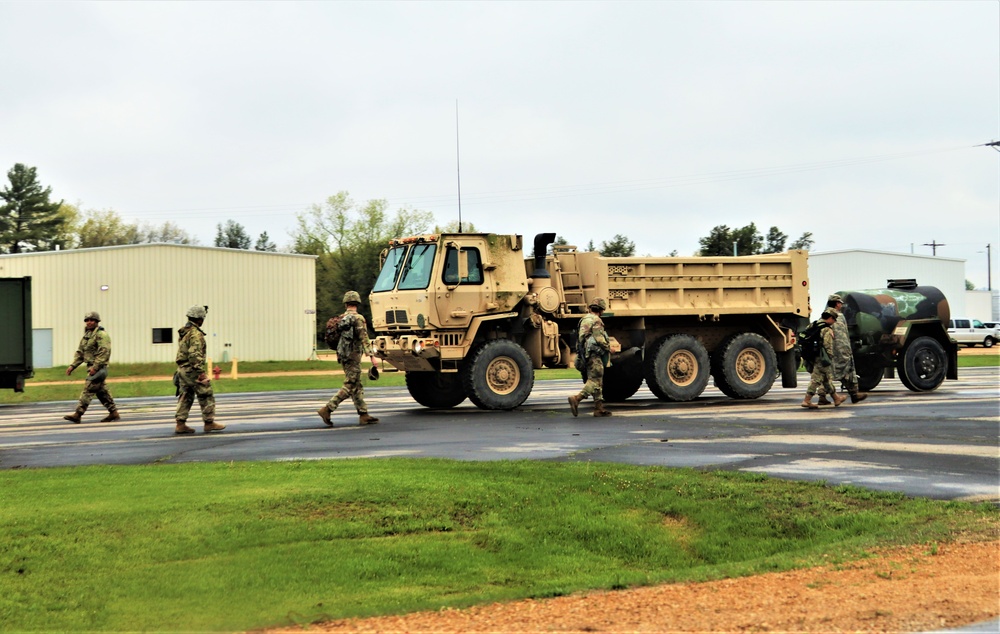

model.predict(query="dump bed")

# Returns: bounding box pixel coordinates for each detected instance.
[546,249,810,319]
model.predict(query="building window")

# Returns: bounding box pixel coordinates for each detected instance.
[152,328,173,344]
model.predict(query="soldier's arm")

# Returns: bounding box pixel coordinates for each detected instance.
[592,323,611,350]
[69,340,85,372]
[188,333,208,375]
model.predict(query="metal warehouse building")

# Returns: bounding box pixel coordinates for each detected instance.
[0,245,316,368]
[808,249,967,321]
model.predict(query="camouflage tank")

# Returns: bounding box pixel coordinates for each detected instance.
[836,279,958,392]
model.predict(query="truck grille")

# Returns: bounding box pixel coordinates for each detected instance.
[437,332,464,347]
[385,310,408,325]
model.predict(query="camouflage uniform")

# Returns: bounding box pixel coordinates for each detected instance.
[568,298,612,417]
[828,305,860,394]
[66,320,117,422]
[318,290,380,426]
[806,326,837,397]
[325,310,375,416]
[175,321,216,426]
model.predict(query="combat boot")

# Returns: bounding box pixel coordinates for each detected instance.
[175,421,195,435]
[99,410,121,423]
[832,393,847,407]
[801,394,819,409]
[317,405,333,427]
[593,401,612,417]
[816,394,831,406]
[63,410,83,423]
[204,421,226,433]
[850,392,868,403]
[359,413,379,425]
[568,394,581,417]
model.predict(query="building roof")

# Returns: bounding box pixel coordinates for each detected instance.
[0,243,316,260]
[810,248,964,263]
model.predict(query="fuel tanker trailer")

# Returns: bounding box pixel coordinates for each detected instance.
[835,279,958,393]
[369,232,810,410]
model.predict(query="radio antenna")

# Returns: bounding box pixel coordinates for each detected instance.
[455,99,462,233]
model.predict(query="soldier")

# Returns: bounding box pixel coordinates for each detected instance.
[63,311,120,423]
[174,305,225,435]
[819,293,868,404]
[568,297,612,417]
[317,290,381,427]
[802,311,846,409]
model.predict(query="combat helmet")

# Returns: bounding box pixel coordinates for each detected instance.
[828,293,843,303]
[186,305,208,320]
[84,311,101,322]
[588,297,607,311]
[343,290,362,305]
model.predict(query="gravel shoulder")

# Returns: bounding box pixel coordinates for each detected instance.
[267,539,999,633]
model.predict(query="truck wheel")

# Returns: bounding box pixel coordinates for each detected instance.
[644,335,710,401]
[711,333,777,399]
[856,365,883,392]
[462,340,535,410]
[405,372,467,409]
[896,336,947,392]
[603,363,645,402]
[984,336,996,348]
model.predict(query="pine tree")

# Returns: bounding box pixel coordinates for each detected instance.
[0,164,65,253]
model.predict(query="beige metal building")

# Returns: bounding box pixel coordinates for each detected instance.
[0,244,316,368]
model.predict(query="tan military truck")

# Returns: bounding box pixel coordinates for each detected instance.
[370,232,810,410]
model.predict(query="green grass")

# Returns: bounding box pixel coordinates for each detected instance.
[1,459,995,632]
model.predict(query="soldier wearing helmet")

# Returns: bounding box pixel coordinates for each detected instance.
[63,311,120,424]
[568,297,612,417]
[173,305,225,435]
[317,290,381,427]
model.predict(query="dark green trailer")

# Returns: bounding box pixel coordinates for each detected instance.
[0,276,33,391]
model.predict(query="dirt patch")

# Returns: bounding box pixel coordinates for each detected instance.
[266,540,999,633]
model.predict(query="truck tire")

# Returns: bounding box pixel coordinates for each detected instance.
[711,333,777,400]
[462,340,535,410]
[896,336,947,392]
[644,335,710,402]
[856,364,884,392]
[405,372,467,409]
[984,336,996,348]
[602,363,645,402]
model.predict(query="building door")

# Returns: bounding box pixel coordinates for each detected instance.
[32,328,53,369]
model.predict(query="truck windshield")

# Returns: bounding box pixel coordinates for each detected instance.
[397,243,437,290]
[372,246,408,292]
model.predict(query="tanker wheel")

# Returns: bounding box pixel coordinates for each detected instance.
[711,332,777,399]
[405,371,467,409]
[602,363,645,402]
[856,365,883,392]
[462,340,535,410]
[644,335,710,402]
[896,336,947,392]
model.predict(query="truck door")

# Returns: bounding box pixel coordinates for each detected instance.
[435,242,488,328]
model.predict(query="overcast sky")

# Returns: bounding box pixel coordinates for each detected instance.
[2,1,998,287]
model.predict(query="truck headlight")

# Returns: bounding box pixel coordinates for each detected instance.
[413,340,424,355]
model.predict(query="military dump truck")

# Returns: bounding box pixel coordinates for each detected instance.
[0,276,33,392]
[835,279,957,392]
[369,232,810,410]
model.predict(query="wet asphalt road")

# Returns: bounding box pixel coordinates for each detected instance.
[1,368,998,503]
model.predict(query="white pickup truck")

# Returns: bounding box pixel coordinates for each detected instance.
[947,318,999,348]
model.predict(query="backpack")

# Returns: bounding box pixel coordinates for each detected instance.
[798,320,829,369]
[335,313,358,360]
[324,315,342,350]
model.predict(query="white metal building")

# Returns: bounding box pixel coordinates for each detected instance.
[807,249,966,321]
[0,244,316,368]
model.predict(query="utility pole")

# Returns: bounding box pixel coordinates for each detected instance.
[922,240,945,256]
[988,244,992,291]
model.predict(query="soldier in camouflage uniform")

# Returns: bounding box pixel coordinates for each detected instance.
[802,311,846,409]
[317,291,381,427]
[174,305,225,435]
[568,297,612,417]
[63,311,120,423]
[818,293,868,405]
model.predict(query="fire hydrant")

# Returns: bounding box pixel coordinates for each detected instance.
[212,365,222,381]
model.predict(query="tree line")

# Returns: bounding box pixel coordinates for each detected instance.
[1,162,814,339]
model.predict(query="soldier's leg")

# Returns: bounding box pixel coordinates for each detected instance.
[195,381,216,423]
[176,385,195,422]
